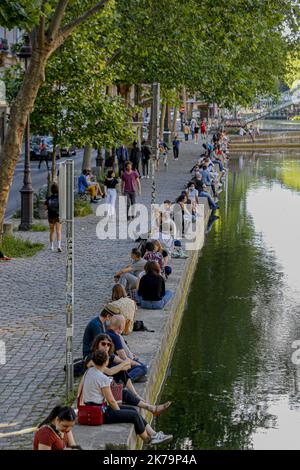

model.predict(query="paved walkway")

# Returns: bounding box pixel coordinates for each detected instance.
[0,138,203,449]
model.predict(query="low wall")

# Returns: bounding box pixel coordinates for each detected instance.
[73,199,211,450]
[229,131,300,149]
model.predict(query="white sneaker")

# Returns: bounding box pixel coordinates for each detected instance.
[149,431,173,446]
[147,175,150,179]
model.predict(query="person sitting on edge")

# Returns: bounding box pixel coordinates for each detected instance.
[153,240,172,279]
[78,169,101,204]
[79,350,173,446]
[82,304,120,359]
[114,248,147,292]
[33,406,79,450]
[110,284,137,335]
[143,241,163,270]
[85,334,172,417]
[136,261,173,310]
[191,173,219,210]
[107,315,148,383]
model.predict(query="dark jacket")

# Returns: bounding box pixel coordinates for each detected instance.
[138,274,166,301]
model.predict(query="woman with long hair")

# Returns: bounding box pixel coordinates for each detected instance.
[45,183,62,252]
[136,261,173,309]
[111,284,137,334]
[33,406,79,450]
[79,350,173,446]
[85,334,171,418]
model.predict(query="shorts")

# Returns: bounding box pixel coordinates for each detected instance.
[48,216,60,225]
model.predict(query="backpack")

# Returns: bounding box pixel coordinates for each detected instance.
[133,321,154,333]
[63,358,86,378]
[47,196,59,212]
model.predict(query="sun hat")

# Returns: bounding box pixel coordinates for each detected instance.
[102,303,121,316]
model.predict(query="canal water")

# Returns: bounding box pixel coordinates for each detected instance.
[159,150,300,450]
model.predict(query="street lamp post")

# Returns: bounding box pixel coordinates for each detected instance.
[18,39,33,231]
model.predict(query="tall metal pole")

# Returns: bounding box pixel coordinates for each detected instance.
[19,56,33,231]
[151,83,160,205]
[65,160,74,396]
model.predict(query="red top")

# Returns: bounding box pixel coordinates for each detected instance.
[201,123,206,133]
[122,170,139,193]
[33,425,69,450]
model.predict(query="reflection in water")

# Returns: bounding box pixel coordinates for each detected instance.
[159,152,300,450]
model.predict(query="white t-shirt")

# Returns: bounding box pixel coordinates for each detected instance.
[187,188,199,201]
[82,367,110,404]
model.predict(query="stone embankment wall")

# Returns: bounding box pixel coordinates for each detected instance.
[73,200,211,450]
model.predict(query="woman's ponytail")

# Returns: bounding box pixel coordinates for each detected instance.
[38,406,76,428]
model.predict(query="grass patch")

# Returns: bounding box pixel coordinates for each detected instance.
[74,198,93,217]
[0,235,44,258]
[30,224,49,232]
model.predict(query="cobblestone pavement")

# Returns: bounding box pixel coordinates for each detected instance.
[0,139,202,449]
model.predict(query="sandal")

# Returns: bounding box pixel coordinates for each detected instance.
[152,401,172,417]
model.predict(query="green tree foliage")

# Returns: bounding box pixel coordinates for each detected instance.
[112,0,300,107]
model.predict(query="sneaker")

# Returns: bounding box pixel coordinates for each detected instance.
[149,431,173,446]
[147,175,150,179]
[57,247,62,253]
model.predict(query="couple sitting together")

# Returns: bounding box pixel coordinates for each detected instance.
[114,243,173,310]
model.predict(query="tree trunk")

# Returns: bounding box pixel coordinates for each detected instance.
[51,146,57,182]
[0,46,51,237]
[159,102,167,141]
[172,106,179,137]
[82,145,93,171]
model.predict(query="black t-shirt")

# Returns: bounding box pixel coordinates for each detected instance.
[141,145,151,161]
[193,178,204,192]
[138,274,166,301]
[45,195,59,218]
[104,178,119,189]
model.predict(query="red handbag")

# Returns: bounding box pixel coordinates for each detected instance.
[77,373,104,426]
[110,380,123,404]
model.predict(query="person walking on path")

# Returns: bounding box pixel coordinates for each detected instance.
[130,141,141,174]
[45,183,62,252]
[172,135,180,160]
[141,140,151,179]
[201,120,207,142]
[184,123,190,142]
[190,118,197,140]
[38,140,49,170]
[121,161,141,219]
[116,144,129,176]
[194,122,200,144]
[104,170,119,218]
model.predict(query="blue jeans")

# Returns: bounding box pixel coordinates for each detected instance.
[213,160,224,172]
[199,191,217,209]
[128,360,148,381]
[136,290,173,310]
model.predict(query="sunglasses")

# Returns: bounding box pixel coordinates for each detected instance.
[100,341,111,347]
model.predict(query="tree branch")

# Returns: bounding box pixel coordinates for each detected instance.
[105,48,122,67]
[38,13,46,49]
[57,0,110,45]
[47,0,70,42]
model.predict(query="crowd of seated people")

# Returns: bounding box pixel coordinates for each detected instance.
[36,131,229,450]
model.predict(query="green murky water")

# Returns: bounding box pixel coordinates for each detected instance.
[159,151,300,450]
